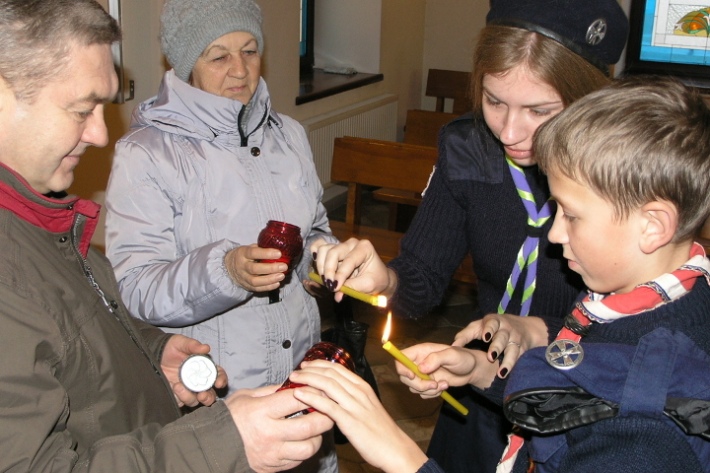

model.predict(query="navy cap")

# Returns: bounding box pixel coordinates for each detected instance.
[487,0,629,73]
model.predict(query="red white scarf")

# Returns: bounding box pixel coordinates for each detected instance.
[497,242,710,473]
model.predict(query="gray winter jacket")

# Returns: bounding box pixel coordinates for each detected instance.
[106,71,337,393]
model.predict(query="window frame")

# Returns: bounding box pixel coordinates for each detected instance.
[300,0,315,77]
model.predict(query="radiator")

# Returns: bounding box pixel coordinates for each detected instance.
[302,94,398,189]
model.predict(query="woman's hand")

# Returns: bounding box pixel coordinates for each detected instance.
[161,334,228,407]
[453,313,549,378]
[291,360,429,473]
[397,343,498,392]
[224,244,287,293]
[310,238,395,301]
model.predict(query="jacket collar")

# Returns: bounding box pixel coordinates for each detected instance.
[0,163,99,257]
[134,70,276,142]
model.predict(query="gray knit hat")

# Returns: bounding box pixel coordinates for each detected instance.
[161,0,264,82]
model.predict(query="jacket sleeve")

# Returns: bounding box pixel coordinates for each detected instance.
[278,114,338,280]
[0,286,249,473]
[88,402,249,473]
[556,416,705,473]
[388,149,470,318]
[417,458,447,473]
[105,138,250,328]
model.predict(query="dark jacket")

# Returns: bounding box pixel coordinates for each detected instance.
[389,113,582,322]
[0,164,247,472]
[395,113,583,473]
[417,279,710,473]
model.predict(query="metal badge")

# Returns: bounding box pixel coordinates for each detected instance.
[586,19,608,46]
[546,339,584,370]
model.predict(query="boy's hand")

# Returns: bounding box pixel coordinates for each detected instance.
[292,361,428,473]
[396,343,498,393]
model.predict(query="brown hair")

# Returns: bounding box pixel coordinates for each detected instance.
[470,25,610,115]
[0,0,120,102]
[534,76,710,241]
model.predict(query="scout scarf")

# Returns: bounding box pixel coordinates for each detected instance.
[498,156,552,316]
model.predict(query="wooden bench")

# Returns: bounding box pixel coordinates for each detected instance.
[329,136,476,286]
[372,109,457,229]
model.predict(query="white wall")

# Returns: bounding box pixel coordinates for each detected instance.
[420,0,486,111]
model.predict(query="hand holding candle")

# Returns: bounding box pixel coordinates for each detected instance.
[381,313,469,416]
[308,272,387,308]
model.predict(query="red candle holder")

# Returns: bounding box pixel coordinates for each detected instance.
[279,341,356,417]
[257,220,304,273]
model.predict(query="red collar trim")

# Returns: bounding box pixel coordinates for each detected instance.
[0,165,99,257]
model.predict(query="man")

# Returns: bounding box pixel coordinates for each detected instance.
[0,1,332,471]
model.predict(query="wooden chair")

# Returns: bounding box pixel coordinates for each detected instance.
[425,68,471,115]
[329,136,476,286]
[332,137,437,226]
[402,109,458,147]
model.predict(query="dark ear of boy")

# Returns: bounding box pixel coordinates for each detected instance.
[639,200,679,254]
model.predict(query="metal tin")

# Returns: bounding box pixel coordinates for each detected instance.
[179,354,218,392]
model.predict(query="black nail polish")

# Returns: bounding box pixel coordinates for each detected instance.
[500,368,508,378]
[491,351,498,360]
[325,279,335,291]
[312,252,317,260]
[484,332,492,342]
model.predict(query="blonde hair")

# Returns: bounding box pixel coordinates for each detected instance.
[534,76,710,241]
[470,25,610,115]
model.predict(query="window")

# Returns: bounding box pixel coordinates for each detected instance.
[297,0,384,105]
[300,0,314,76]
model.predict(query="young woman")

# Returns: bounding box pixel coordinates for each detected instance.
[311,1,628,471]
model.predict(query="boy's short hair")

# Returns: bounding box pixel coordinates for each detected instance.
[534,76,710,241]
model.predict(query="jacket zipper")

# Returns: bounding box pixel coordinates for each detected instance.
[70,213,162,376]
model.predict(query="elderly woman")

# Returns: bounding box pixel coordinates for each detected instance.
[104,0,337,470]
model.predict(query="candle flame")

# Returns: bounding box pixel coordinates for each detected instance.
[382,311,392,343]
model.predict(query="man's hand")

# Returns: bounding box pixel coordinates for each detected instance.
[227,385,334,473]
[161,334,227,407]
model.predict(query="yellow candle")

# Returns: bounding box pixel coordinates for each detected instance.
[308,272,387,308]
[382,340,469,416]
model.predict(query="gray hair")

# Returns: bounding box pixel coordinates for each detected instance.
[0,0,120,102]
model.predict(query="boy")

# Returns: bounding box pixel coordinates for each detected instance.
[495,75,710,472]
[288,76,710,473]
